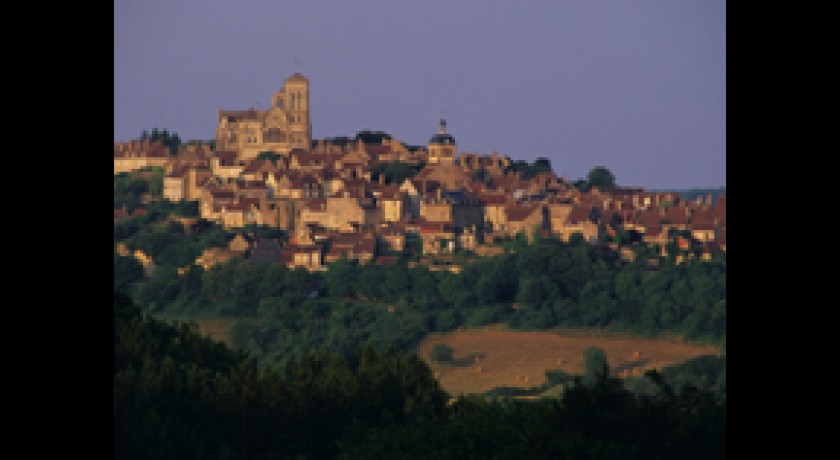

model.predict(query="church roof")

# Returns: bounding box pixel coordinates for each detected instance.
[287,72,308,83]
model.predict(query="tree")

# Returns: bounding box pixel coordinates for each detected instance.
[256,151,281,164]
[586,166,616,189]
[583,346,609,385]
[429,343,453,362]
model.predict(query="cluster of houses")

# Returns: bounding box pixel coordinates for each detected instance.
[114,74,725,273]
[114,124,724,273]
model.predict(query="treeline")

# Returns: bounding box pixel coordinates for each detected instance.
[321,237,726,345]
[140,128,181,155]
[115,291,725,459]
[504,156,553,179]
[119,236,724,371]
[369,160,426,185]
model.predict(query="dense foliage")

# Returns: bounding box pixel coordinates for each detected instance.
[369,160,426,185]
[115,291,725,459]
[575,166,617,191]
[504,156,553,179]
[140,128,182,155]
[114,169,163,212]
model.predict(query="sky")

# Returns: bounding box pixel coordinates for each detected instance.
[115,0,725,190]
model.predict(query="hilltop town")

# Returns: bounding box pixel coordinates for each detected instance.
[114,73,726,272]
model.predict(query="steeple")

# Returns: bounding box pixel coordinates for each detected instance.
[439,119,447,135]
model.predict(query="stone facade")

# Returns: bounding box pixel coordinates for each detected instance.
[215,73,312,160]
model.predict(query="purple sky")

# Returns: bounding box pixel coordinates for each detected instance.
[115,0,725,190]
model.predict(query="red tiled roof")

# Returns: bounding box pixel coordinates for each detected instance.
[303,198,327,211]
[418,221,456,234]
[505,203,542,222]
[661,206,689,225]
[364,144,391,157]
[211,190,235,199]
[567,205,597,224]
[375,255,398,265]
[214,150,239,166]
[378,187,404,200]
[479,193,508,206]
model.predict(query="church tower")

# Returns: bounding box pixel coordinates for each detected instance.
[284,72,311,150]
[428,119,456,165]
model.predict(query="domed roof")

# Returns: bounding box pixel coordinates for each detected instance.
[429,119,456,145]
[429,133,456,145]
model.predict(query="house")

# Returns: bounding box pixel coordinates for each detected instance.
[418,221,457,254]
[169,143,213,171]
[282,244,325,271]
[324,231,376,264]
[211,150,246,180]
[504,203,547,240]
[419,188,483,229]
[195,247,239,270]
[200,188,236,221]
[255,197,297,230]
[553,205,601,243]
[479,193,509,231]
[114,139,171,174]
[235,180,271,201]
[400,178,441,218]
[240,158,283,183]
[376,187,409,223]
[218,197,260,229]
[689,207,717,243]
[378,222,407,252]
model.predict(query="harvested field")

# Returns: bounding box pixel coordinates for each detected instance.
[417,327,723,396]
[192,318,239,344]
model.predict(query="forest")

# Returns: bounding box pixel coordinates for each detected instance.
[115,290,725,459]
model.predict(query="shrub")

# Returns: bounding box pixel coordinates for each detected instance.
[429,343,454,362]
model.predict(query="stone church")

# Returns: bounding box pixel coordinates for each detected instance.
[215,72,312,160]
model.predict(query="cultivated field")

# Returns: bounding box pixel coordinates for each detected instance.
[416,326,724,396]
[193,318,238,344]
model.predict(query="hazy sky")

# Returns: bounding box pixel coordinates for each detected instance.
[115,0,725,190]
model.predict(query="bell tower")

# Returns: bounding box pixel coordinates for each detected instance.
[285,72,311,149]
[428,119,456,165]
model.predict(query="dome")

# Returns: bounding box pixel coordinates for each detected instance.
[428,119,456,145]
[429,133,456,145]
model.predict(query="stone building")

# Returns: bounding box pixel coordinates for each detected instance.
[427,119,456,165]
[215,73,312,160]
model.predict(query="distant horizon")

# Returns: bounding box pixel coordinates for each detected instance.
[115,1,725,190]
